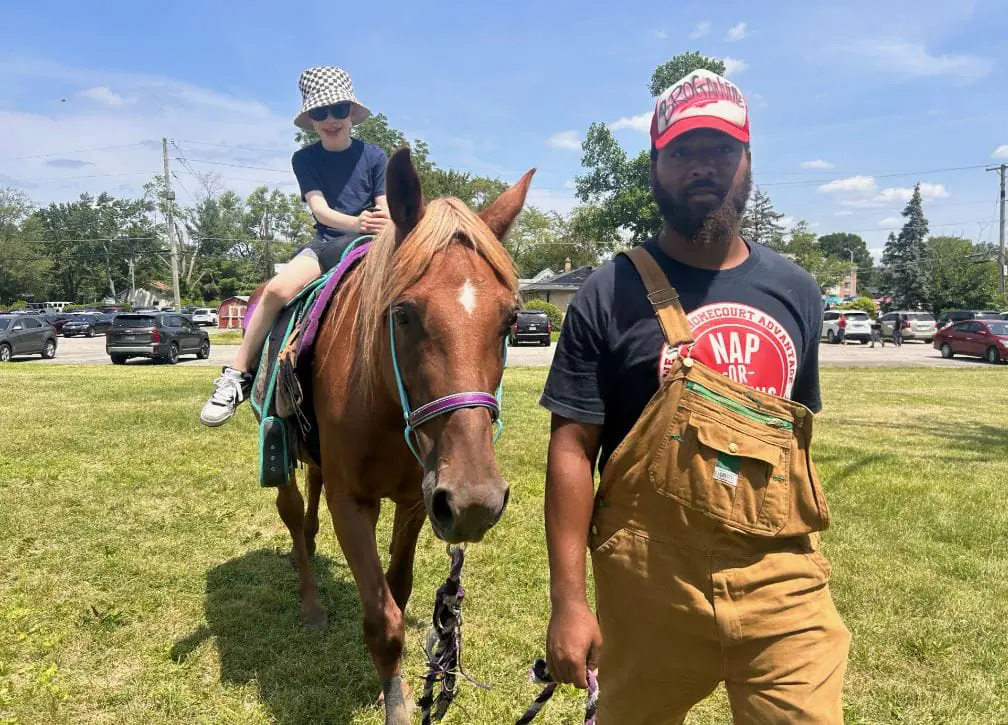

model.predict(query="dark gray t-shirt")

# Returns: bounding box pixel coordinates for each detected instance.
[292,139,387,236]
[540,237,823,474]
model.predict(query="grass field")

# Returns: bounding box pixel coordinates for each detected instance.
[1,364,1007,724]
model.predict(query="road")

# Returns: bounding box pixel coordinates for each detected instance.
[8,333,1002,369]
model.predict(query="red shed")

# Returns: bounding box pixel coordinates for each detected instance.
[218,295,249,330]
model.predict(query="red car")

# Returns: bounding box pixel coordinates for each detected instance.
[933,318,1008,364]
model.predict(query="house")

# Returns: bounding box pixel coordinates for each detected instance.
[824,267,858,301]
[218,296,250,330]
[519,258,595,316]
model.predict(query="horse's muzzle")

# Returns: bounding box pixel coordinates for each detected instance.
[427,480,510,544]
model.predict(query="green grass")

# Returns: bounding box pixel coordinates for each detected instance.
[207,329,244,345]
[1,365,1006,724]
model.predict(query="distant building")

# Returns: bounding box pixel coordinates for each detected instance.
[519,257,595,316]
[824,267,858,300]
[218,296,250,330]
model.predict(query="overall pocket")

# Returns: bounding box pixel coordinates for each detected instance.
[648,379,793,536]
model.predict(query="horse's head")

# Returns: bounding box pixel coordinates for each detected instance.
[364,147,534,544]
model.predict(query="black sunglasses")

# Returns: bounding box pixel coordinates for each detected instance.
[308,103,352,122]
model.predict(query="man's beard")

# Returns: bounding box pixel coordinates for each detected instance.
[652,167,752,247]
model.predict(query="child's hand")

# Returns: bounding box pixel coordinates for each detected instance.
[359,208,390,235]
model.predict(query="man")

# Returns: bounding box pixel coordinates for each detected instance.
[200,65,389,427]
[540,68,850,723]
[837,312,848,344]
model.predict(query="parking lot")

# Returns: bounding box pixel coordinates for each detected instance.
[8,332,1001,368]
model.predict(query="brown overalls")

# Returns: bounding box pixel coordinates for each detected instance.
[589,246,851,724]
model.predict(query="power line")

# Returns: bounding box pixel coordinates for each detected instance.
[0,142,151,163]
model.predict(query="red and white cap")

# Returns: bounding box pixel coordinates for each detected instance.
[650,68,750,149]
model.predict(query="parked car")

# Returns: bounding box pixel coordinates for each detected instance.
[0,314,57,362]
[878,311,937,343]
[936,309,1002,329]
[61,313,114,337]
[191,308,219,326]
[106,312,210,364]
[509,309,551,346]
[933,318,1008,364]
[822,310,871,344]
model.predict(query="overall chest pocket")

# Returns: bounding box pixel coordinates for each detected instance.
[648,379,794,536]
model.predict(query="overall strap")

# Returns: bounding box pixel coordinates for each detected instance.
[620,245,695,347]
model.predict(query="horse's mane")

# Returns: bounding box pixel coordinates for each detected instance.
[328,196,519,399]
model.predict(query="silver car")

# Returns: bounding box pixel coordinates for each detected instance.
[879,311,937,342]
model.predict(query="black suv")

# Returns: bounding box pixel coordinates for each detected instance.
[61,313,114,337]
[509,309,551,346]
[106,312,210,364]
[0,314,58,362]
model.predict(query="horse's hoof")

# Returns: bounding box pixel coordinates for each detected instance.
[379,676,414,725]
[300,604,328,631]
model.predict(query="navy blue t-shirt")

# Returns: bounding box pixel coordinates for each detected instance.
[291,139,388,235]
[540,237,823,474]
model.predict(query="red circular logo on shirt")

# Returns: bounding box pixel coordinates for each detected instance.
[658,302,797,397]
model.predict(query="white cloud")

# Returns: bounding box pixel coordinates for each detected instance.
[726,22,748,42]
[0,57,300,204]
[78,86,132,107]
[993,145,1008,159]
[875,182,949,202]
[690,21,711,39]
[563,179,577,190]
[748,91,767,108]
[878,217,902,228]
[848,41,992,82]
[834,211,854,217]
[722,57,747,77]
[779,216,796,229]
[547,130,582,151]
[818,175,877,193]
[608,112,652,133]
[654,29,668,40]
[801,159,835,170]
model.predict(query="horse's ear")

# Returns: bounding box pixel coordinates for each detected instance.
[385,147,425,241]
[479,167,536,240]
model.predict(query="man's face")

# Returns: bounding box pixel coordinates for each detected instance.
[651,129,751,244]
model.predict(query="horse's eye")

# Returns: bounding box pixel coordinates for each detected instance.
[393,307,410,326]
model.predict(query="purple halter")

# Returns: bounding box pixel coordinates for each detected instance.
[389,306,506,463]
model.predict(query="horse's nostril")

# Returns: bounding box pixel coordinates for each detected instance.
[431,488,454,530]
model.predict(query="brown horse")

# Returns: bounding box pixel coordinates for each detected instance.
[252,147,534,724]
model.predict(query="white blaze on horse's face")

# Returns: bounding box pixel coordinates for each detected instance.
[458,280,477,316]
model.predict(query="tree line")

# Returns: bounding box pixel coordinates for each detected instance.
[2,52,1004,317]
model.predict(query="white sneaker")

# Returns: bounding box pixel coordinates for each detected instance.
[200,367,252,427]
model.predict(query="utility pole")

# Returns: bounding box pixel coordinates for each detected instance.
[162,138,181,310]
[987,163,1007,295]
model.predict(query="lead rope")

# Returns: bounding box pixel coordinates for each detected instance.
[516,659,598,725]
[417,545,489,723]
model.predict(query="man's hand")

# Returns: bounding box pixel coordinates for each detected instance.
[358,207,390,235]
[546,598,602,689]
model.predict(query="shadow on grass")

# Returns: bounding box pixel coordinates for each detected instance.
[171,548,379,724]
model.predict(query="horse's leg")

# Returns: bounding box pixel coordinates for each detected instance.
[304,464,324,558]
[275,475,327,631]
[327,491,412,725]
[386,497,426,614]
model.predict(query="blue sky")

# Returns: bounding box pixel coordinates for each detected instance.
[1,0,1007,261]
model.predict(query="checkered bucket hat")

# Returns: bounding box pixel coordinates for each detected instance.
[294,66,371,130]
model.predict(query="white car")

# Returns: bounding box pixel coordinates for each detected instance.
[191,308,218,326]
[822,310,872,344]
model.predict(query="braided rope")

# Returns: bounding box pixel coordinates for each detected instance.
[516,658,598,725]
[417,545,489,723]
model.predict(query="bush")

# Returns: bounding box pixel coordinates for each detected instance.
[523,299,562,330]
[838,296,879,318]
[9,300,27,311]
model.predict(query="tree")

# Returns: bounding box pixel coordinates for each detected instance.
[784,221,847,291]
[575,52,730,244]
[880,183,930,310]
[926,236,1000,314]
[740,187,786,251]
[504,206,599,278]
[817,231,875,291]
[0,188,50,304]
